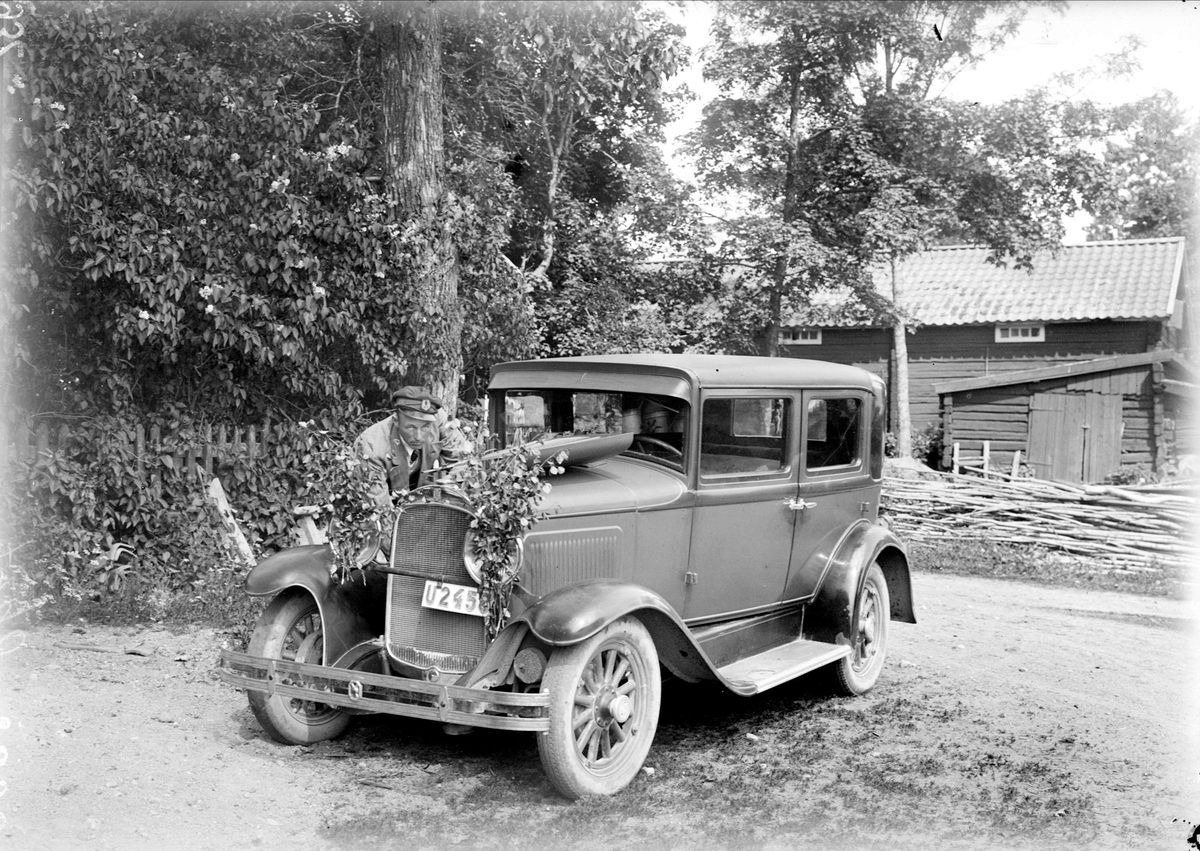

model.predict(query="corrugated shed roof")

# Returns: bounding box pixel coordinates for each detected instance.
[791,237,1186,327]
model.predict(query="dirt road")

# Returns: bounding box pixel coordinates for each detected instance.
[2,571,1197,851]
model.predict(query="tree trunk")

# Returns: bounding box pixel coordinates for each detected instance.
[379,1,462,409]
[758,68,807,359]
[889,256,913,459]
[531,114,573,279]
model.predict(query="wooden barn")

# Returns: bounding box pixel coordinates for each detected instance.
[781,237,1195,481]
[934,351,1197,482]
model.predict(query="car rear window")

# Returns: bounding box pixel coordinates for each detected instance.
[806,397,861,470]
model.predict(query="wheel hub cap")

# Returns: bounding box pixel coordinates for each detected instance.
[594,685,633,727]
[607,694,633,725]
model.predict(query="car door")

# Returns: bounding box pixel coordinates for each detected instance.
[782,389,874,602]
[683,392,800,621]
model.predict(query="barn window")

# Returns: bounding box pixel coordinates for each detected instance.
[781,327,822,345]
[994,324,1045,343]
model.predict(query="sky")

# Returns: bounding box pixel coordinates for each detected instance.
[663,1,1200,241]
[943,1,1200,111]
[667,0,1200,130]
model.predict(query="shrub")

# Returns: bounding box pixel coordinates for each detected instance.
[1,410,377,623]
[884,424,943,467]
[1103,463,1160,487]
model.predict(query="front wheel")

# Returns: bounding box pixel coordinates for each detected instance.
[246,592,351,744]
[832,562,890,696]
[537,617,661,799]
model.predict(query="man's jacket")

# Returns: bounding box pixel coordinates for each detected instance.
[354,414,466,509]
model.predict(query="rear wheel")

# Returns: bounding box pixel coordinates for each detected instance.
[537,617,661,799]
[832,562,890,696]
[247,592,351,744]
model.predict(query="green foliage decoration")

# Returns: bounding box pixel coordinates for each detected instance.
[443,427,564,639]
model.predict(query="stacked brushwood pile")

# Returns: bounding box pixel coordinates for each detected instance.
[881,470,1197,570]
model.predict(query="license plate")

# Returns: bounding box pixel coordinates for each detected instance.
[420,580,484,618]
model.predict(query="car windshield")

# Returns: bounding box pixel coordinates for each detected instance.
[501,389,689,471]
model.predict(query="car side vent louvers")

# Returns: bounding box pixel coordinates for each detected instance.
[521,528,622,596]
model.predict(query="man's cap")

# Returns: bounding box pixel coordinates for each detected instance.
[392,386,442,421]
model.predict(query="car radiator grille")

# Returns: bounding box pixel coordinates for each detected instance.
[385,502,485,673]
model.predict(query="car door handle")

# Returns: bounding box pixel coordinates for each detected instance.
[786,498,817,512]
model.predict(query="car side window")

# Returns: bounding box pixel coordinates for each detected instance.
[806,397,862,470]
[700,397,789,477]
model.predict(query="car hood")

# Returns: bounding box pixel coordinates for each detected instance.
[539,456,687,517]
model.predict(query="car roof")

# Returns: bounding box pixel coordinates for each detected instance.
[491,353,877,391]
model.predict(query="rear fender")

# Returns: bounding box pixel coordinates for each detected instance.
[806,522,914,646]
[245,546,387,665]
[512,580,713,683]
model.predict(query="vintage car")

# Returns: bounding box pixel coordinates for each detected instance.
[218,354,914,798]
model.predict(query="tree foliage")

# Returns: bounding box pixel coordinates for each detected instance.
[3,0,691,420]
[8,4,381,417]
[446,0,686,274]
[683,0,1108,357]
[441,0,691,360]
[1086,91,1199,241]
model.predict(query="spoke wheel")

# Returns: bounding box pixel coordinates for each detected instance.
[247,592,351,744]
[833,562,890,696]
[537,617,661,799]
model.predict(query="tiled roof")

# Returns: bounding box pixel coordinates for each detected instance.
[791,237,1186,327]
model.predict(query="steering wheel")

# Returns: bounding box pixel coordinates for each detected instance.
[632,435,683,458]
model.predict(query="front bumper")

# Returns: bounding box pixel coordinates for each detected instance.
[217,648,550,732]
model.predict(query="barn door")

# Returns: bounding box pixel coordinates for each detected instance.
[1026,391,1122,483]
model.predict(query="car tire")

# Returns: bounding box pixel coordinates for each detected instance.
[537,616,661,799]
[246,591,352,744]
[832,561,890,696]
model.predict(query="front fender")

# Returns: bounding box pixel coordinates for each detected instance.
[245,545,335,599]
[515,579,677,646]
[512,580,715,684]
[245,546,386,668]
[806,522,914,646]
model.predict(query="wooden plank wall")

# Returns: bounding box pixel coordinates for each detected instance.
[788,319,1161,434]
[942,386,1030,471]
[942,364,1160,474]
[1121,396,1156,466]
[1164,393,1197,458]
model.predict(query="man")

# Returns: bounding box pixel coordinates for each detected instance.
[355,386,468,509]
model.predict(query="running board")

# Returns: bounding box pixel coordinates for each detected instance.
[716,639,850,695]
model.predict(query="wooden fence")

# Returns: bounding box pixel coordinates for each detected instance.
[882,468,1196,570]
[0,418,281,478]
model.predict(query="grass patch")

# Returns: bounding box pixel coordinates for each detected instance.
[909,538,1191,599]
[317,675,1106,851]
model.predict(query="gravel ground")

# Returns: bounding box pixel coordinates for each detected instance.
[2,571,1197,851]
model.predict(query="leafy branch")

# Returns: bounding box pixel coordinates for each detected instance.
[445,428,565,639]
